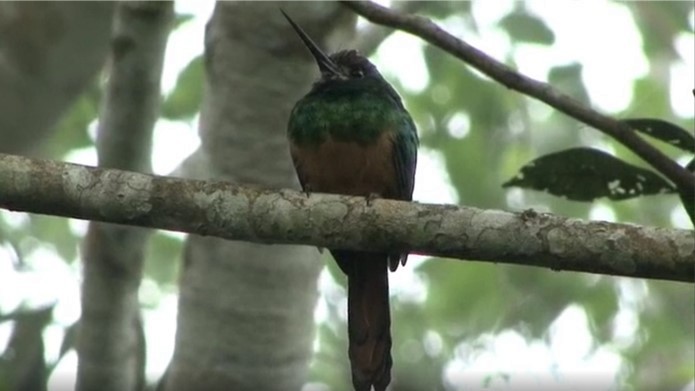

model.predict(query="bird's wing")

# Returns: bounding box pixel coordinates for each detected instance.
[393,114,418,202]
[389,113,418,271]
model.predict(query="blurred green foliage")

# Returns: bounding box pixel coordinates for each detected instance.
[312,2,694,391]
[1,2,693,391]
[161,55,203,120]
[500,6,555,45]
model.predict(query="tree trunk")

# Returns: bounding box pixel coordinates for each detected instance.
[164,3,354,390]
[78,3,173,391]
[0,2,115,155]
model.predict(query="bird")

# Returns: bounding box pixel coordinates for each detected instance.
[282,11,418,391]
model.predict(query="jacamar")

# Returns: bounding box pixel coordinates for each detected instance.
[283,11,418,391]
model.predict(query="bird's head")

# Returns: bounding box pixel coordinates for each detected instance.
[281,10,380,84]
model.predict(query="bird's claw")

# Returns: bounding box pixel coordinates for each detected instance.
[302,184,313,198]
[366,193,380,206]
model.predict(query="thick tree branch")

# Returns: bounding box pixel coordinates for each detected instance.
[341,1,695,193]
[1,153,692,282]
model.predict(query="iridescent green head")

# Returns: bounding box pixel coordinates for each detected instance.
[283,10,413,146]
[281,10,384,86]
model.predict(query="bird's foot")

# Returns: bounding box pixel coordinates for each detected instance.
[366,192,381,206]
[302,184,313,198]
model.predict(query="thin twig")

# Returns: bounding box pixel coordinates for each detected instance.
[350,0,428,55]
[341,1,694,192]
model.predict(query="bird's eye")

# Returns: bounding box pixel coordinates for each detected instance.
[350,68,364,78]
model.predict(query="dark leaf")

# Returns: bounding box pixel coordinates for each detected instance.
[622,118,695,152]
[161,55,203,120]
[503,147,677,201]
[500,11,555,45]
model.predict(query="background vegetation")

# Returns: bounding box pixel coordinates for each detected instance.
[0,2,692,390]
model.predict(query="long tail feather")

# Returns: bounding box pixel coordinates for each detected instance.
[334,251,392,391]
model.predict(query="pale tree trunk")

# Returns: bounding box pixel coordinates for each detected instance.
[165,3,354,390]
[0,2,115,155]
[0,2,113,389]
[78,3,173,391]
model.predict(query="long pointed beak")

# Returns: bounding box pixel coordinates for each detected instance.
[281,10,342,77]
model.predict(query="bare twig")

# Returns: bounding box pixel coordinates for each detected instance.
[350,1,428,55]
[341,1,694,192]
[1,153,692,282]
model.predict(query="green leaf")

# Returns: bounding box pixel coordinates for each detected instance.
[500,11,555,45]
[576,278,619,341]
[161,55,203,120]
[48,85,100,158]
[502,267,604,338]
[503,147,677,201]
[548,63,589,105]
[29,216,78,262]
[173,13,194,30]
[420,260,506,337]
[625,280,695,389]
[144,232,183,285]
[622,118,695,152]
[420,2,471,19]
[627,2,693,59]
